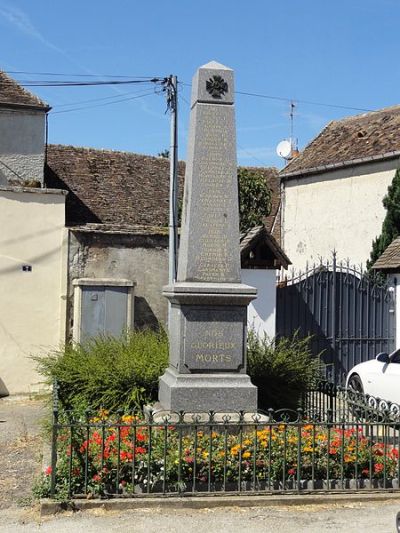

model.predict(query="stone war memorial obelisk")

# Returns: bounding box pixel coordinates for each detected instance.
[158,61,258,413]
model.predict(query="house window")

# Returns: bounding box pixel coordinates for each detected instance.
[72,278,135,342]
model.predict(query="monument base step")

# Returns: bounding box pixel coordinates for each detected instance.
[158,368,257,413]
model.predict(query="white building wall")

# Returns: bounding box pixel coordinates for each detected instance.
[0,188,67,395]
[241,269,276,339]
[0,108,46,185]
[282,159,399,271]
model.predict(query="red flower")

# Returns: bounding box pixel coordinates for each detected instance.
[92,474,101,482]
[45,466,52,476]
[374,463,384,473]
[136,432,146,442]
[120,451,133,462]
[135,446,146,455]
[288,468,296,476]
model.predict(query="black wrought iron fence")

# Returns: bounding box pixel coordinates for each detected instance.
[47,383,400,499]
[277,254,396,385]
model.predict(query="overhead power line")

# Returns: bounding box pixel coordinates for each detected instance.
[7,70,374,113]
[235,90,373,113]
[180,81,373,113]
[53,88,156,109]
[5,70,157,79]
[51,90,156,114]
[19,79,163,87]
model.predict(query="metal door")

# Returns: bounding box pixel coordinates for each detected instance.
[80,285,128,341]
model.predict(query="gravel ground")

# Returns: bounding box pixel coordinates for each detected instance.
[1,500,400,532]
[0,397,48,509]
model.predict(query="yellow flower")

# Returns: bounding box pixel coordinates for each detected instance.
[243,439,252,447]
[231,446,240,456]
[242,451,251,459]
[122,415,133,424]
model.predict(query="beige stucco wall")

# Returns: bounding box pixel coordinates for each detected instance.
[0,188,67,395]
[282,159,399,271]
[0,108,46,185]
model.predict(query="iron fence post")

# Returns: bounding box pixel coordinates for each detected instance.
[50,379,59,497]
[331,251,337,384]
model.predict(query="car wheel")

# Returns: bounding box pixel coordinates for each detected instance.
[348,374,364,395]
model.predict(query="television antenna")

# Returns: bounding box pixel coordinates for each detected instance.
[276,101,298,161]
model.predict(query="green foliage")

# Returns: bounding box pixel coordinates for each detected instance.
[247,331,321,411]
[238,167,271,232]
[158,149,170,158]
[368,168,400,269]
[33,330,169,413]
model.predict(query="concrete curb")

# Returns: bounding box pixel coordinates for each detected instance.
[40,491,400,517]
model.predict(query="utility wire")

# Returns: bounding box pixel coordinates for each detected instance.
[5,70,159,79]
[236,90,373,113]
[19,79,163,87]
[6,71,376,112]
[50,90,156,114]
[180,81,373,113]
[53,88,152,108]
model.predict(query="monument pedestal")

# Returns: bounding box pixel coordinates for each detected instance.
[159,282,257,413]
[159,368,256,413]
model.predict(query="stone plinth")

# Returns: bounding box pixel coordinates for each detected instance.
[158,61,257,413]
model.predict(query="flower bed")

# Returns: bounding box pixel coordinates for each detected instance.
[40,414,400,498]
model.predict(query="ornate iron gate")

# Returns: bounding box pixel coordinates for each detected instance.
[276,254,396,385]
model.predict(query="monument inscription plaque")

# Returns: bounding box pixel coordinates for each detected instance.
[158,61,258,413]
[183,306,246,372]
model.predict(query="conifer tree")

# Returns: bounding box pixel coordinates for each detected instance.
[368,168,400,269]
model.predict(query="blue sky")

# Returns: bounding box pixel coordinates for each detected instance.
[1,0,400,169]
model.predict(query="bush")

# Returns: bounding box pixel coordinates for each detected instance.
[33,329,169,413]
[247,331,321,411]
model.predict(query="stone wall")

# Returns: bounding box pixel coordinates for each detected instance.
[0,108,46,185]
[68,229,169,336]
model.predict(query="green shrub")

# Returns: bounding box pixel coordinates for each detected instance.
[33,329,168,413]
[247,330,321,411]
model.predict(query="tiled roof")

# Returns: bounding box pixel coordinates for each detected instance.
[0,71,50,110]
[45,145,280,235]
[240,225,290,269]
[372,236,400,271]
[45,145,185,227]
[281,105,400,178]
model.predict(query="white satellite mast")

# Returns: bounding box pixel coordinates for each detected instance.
[276,101,298,161]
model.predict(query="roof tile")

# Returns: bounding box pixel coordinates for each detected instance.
[0,71,49,109]
[281,105,400,177]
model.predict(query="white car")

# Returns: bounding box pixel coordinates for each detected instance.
[346,349,400,406]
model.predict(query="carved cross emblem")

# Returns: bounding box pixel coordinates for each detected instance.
[206,75,228,99]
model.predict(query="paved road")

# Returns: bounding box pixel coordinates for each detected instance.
[2,500,400,532]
